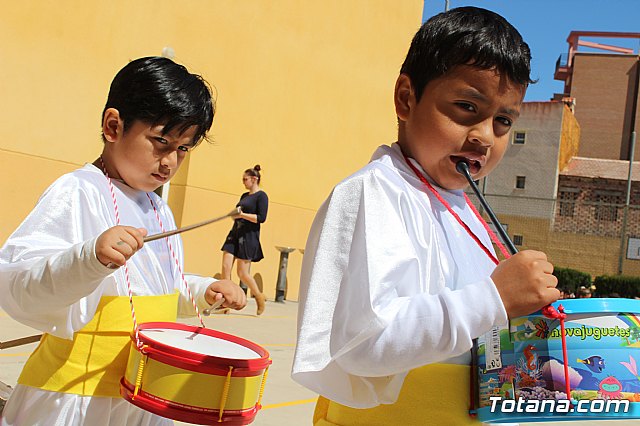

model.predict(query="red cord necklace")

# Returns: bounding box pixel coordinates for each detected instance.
[402,153,573,408]
[402,154,510,263]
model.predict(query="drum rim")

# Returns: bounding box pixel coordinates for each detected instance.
[548,297,640,315]
[133,322,271,371]
[120,378,260,425]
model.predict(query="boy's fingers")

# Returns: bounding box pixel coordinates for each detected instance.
[132,227,147,247]
[120,228,146,252]
[104,248,127,267]
[114,237,136,256]
[543,287,561,304]
[537,260,554,274]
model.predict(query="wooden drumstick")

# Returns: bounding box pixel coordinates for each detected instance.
[104,208,241,269]
[144,207,241,243]
[202,298,226,316]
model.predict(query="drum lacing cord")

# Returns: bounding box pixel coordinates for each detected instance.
[132,345,149,400]
[542,305,572,404]
[256,362,271,409]
[218,366,234,422]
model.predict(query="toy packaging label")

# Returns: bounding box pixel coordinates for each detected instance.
[484,325,504,372]
[477,304,640,408]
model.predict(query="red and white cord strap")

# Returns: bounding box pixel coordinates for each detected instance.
[99,158,205,349]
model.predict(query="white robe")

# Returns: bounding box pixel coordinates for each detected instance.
[0,163,215,426]
[292,143,510,409]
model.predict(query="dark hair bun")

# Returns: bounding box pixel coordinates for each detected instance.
[253,165,261,172]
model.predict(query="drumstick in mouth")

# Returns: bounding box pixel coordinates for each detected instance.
[144,207,241,243]
[455,160,518,255]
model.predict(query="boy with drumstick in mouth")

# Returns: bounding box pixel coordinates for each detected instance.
[292,7,560,425]
[0,56,246,425]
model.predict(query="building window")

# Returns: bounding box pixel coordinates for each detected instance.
[513,234,523,246]
[558,188,579,217]
[513,131,526,145]
[488,222,508,236]
[594,190,622,222]
[515,176,526,189]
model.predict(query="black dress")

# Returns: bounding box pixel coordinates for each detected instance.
[221,190,269,261]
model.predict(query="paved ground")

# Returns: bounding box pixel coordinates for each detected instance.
[1,298,638,425]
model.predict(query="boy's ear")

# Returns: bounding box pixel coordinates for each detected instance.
[394,74,414,122]
[102,108,123,143]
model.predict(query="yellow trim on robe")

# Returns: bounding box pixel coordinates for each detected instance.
[18,292,179,397]
[314,363,480,425]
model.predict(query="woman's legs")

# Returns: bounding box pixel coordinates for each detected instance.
[236,259,265,315]
[221,251,235,280]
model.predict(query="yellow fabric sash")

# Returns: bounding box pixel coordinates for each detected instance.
[18,292,179,397]
[314,363,480,425]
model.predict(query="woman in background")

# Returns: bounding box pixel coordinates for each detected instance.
[221,165,269,315]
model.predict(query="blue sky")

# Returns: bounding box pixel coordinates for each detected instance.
[422,0,640,101]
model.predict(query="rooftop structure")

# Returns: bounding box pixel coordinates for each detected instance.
[554,31,640,95]
[561,156,640,181]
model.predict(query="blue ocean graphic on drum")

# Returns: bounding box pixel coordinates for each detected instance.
[475,298,640,423]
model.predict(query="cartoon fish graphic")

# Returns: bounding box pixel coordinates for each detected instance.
[522,320,536,337]
[577,355,606,373]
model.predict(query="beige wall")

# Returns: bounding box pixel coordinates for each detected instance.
[0,1,423,300]
[483,102,569,220]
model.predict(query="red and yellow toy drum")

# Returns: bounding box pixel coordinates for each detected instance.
[120,322,271,425]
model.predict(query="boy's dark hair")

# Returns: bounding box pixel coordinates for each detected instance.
[400,7,534,102]
[102,56,214,145]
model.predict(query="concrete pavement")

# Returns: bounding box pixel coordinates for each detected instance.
[1,298,638,425]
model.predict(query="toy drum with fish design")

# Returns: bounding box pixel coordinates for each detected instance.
[120,322,271,425]
[475,298,640,423]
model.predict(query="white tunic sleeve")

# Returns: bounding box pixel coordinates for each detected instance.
[179,274,218,316]
[0,173,116,339]
[292,165,508,408]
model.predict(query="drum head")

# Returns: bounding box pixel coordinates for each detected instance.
[140,328,261,359]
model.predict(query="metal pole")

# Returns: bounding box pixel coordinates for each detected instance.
[444,0,450,12]
[618,131,637,275]
[617,57,639,274]
[275,246,295,302]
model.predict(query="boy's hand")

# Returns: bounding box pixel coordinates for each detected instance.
[491,250,560,319]
[96,226,147,268]
[205,279,247,310]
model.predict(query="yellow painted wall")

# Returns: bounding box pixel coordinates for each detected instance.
[0,1,423,301]
[558,105,580,171]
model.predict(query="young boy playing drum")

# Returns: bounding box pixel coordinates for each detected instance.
[292,7,560,425]
[0,56,246,425]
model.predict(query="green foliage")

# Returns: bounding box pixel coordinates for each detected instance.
[593,275,640,298]
[553,267,591,293]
